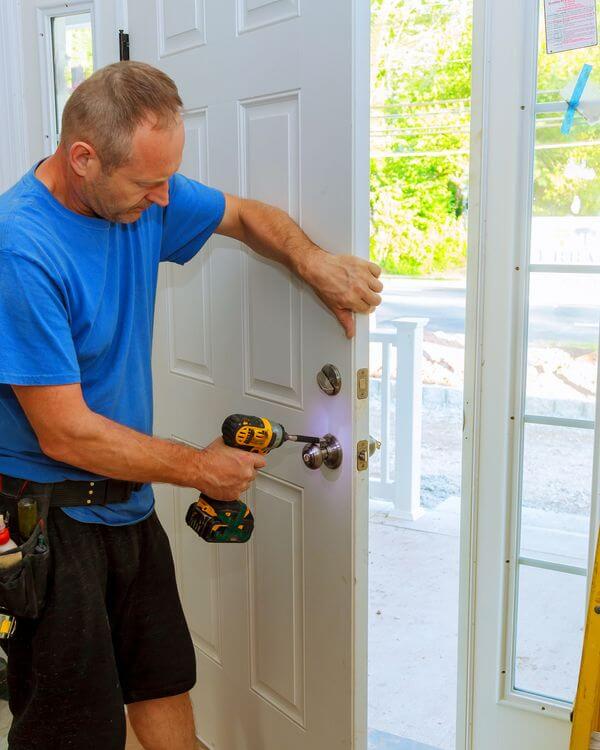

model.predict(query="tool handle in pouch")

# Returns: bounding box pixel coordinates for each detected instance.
[185,495,254,543]
[0,489,51,621]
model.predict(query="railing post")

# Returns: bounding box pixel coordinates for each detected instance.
[392,317,428,520]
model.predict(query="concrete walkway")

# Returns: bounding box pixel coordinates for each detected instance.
[369,504,459,750]
[368,498,587,750]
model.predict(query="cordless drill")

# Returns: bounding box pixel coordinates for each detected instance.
[185,415,319,543]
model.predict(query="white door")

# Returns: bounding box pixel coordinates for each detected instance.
[125,2,371,749]
[462,0,598,747]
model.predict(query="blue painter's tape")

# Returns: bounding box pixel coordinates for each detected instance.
[562,64,593,135]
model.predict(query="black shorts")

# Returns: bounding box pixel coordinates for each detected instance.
[4,506,196,750]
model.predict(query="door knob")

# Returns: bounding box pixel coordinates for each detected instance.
[369,436,382,455]
[302,434,343,470]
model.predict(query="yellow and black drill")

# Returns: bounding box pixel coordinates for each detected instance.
[185,414,319,543]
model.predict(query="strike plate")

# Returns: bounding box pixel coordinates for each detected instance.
[357,440,369,471]
[357,368,369,400]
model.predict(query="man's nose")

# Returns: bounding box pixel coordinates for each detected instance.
[148,181,170,207]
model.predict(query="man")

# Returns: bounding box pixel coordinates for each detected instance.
[0,61,382,749]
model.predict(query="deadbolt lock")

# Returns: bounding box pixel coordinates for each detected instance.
[357,436,382,471]
[317,364,342,396]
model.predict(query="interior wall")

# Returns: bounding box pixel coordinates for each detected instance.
[0,0,29,192]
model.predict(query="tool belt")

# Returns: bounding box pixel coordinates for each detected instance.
[0,474,143,507]
[0,476,143,623]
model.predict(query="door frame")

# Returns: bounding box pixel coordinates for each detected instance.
[458,0,594,747]
[353,0,372,746]
[457,0,493,741]
[0,1,29,191]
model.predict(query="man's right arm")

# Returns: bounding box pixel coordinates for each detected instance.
[12,383,265,500]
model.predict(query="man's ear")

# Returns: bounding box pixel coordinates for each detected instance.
[68,141,98,177]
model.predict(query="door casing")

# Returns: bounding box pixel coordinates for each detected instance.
[459,0,586,747]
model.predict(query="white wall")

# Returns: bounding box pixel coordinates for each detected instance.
[0,1,29,192]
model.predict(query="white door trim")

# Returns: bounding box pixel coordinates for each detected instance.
[458,0,544,743]
[0,0,29,191]
[352,0,371,745]
[457,0,490,743]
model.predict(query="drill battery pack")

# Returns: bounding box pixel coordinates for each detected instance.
[185,496,254,543]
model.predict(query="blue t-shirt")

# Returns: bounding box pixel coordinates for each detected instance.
[0,163,225,525]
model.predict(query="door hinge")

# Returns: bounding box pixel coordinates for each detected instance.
[357,368,368,400]
[119,30,130,61]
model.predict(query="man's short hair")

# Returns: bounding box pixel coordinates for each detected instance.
[60,61,183,172]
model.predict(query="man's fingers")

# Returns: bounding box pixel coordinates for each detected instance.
[369,277,384,293]
[353,298,372,314]
[253,456,267,469]
[368,261,382,278]
[362,290,382,308]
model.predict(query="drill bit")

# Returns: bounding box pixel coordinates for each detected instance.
[284,433,321,445]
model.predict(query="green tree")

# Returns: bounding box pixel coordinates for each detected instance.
[370,0,472,275]
[371,1,600,275]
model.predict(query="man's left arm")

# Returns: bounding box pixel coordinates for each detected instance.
[216,194,383,338]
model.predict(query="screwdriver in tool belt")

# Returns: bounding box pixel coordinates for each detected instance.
[185,415,320,544]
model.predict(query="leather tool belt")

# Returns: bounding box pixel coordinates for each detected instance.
[0,474,143,507]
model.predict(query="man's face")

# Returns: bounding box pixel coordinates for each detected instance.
[81,116,185,223]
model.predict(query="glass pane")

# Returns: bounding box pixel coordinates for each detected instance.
[531,115,600,265]
[536,0,600,104]
[51,13,94,136]
[519,422,593,567]
[514,565,586,702]
[525,273,599,420]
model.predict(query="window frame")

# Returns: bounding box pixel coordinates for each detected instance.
[500,0,600,719]
[36,1,96,155]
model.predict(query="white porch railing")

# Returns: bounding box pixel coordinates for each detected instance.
[369,317,428,520]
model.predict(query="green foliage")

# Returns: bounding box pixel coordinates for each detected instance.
[370,155,467,274]
[370,0,472,275]
[371,0,600,275]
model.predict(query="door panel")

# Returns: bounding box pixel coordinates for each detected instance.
[127,1,370,748]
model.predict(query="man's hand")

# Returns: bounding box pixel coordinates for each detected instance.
[11,384,267,496]
[196,438,267,500]
[305,251,383,338]
[217,195,384,338]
